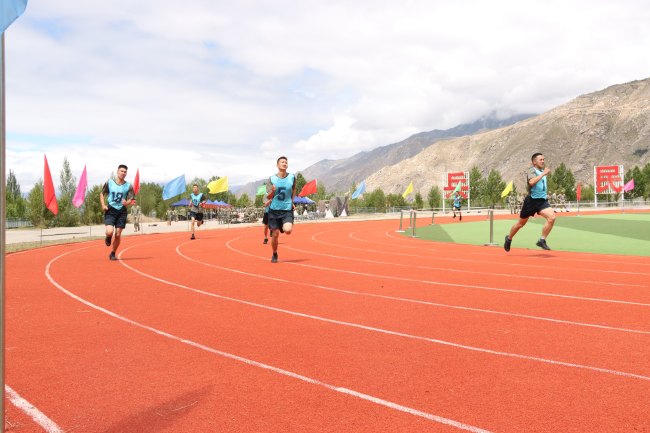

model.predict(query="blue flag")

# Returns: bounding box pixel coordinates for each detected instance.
[351,180,366,199]
[1,0,28,33]
[162,174,186,200]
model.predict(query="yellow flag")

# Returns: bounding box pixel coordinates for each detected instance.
[402,182,414,198]
[501,181,513,198]
[208,176,229,194]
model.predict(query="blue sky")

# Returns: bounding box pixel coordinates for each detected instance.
[5,0,650,192]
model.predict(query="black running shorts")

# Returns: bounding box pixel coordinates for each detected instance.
[189,211,204,221]
[104,206,128,229]
[520,196,551,219]
[268,209,294,232]
[262,212,269,225]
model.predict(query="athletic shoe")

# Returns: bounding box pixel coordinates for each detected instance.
[105,236,112,247]
[271,253,278,263]
[459,215,462,221]
[263,238,268,244]
[109,251,117,261]
[191,234,195,240]
[536,238,551,250]
[504,235,512,252]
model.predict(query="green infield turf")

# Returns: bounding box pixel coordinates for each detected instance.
[406,212,650,256]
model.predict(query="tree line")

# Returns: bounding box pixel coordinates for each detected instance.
[6,159,650,227]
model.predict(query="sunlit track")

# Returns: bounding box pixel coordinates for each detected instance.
[7,218,650,433]
[380,229,650,268]
[225,236,650,307]
[288,233,648,289]
[42,246,495,433]
[143,234,647,335]
[307,228,650,277]
[95,238,650,382]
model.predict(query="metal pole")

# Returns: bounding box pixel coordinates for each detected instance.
[411,211,418,238]
[396,210,405,232]
[483,209,499,246]
[431,210,435,225]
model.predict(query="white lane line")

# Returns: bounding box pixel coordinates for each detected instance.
[43,248,493,433]
[168,236,650,335]
[117,240,650,381]
[290,235,646,289]
[227,236,650,308]
[5,385,64,433]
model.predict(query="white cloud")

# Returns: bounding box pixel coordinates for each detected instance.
[5,0,650,192]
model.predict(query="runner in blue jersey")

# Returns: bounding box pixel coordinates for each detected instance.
[267,156,296,263]
[188,184,207,240]
[452,191,463,221]
[100,164,135,261]
[504,153,556,252]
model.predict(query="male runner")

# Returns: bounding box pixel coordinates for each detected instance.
[100,164,135,260]
[267,156,296,263]
[504,153,556,252]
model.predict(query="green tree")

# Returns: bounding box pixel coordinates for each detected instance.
[313,183,332,201]
[364,188,386,210]
[414,192,424,209]
[427,185,442,209]
[80,185,104,224]
[483,169,506,206]
[469,166,485,207]
[26,180,54,227]
[237,193,251,207]
[6,170,26,219]
[295,172,307,197]
[52,157,80,227]
[550,162,577,200]
[138,182,165,219]
[642,163,650,198]
[386,193,407,208]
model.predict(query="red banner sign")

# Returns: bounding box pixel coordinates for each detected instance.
[443,171,469,199]
[594,165,623,194]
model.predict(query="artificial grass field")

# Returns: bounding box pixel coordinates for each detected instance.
[410,211,650,256]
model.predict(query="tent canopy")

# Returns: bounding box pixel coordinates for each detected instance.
[170,198,189,207]
[293,196,315,204]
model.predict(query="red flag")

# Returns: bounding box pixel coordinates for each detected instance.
[133,168,140,195]
[299,179,317,197]
[576,183,582,202]
[43,155,59,215]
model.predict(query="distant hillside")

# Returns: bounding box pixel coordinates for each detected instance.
[235,113,533,196]
[364,78,650,195]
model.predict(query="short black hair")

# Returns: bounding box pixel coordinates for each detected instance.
[118,164,128,170]
[193,183,198,187]
[531,153,543,162]
[277,156,288,164]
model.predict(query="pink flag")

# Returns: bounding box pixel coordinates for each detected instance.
[72,165,88,208]
[623,179,635,193]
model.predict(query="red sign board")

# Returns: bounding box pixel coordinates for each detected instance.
[443,171,469,199]
[594,165,623,194]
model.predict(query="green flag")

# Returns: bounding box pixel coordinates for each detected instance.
[256,184,266,196]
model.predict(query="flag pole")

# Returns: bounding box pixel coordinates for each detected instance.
[0,33,6,426]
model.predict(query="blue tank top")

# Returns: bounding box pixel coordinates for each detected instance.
[529,168,547,199]
[453,195,461,207]
[269,173,295,211]
[107,179,131,210]
[190,193,204,207]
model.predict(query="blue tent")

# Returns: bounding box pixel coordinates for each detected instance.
[293,196,315,204]
[170,198,189,207]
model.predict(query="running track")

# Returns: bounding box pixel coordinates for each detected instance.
[5,218,650,432]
